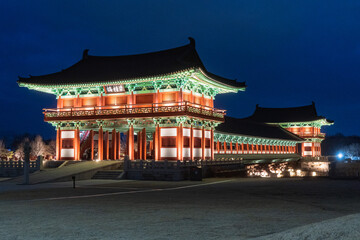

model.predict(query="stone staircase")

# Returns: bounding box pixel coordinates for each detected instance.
[5,161,122,184]
[92,170,124,180]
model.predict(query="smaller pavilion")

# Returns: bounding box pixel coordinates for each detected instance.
[245,102,334,157]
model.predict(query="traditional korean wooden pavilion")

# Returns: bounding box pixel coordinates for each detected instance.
[245,103,333,157]
[18,38,331,161]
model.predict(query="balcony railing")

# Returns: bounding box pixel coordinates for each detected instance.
[43,102,226,121]
[298,132,326,138]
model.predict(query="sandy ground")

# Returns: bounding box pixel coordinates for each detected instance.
[0,178,360,239]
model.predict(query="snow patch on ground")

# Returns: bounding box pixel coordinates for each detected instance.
[254,213,360,240]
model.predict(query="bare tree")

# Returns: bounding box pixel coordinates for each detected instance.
[44,140,56,159]
[30,135,46,158]
[14,138,29,160]
[0,140,8,160]
[343,143,360,160]
[15,143,24,160]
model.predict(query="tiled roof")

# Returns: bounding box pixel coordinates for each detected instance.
[216,116,304,141]
[245,102,333,123]
[18,38,245,89]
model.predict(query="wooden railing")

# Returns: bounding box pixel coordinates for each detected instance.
[298,132,326,138]
[43,102,226,120]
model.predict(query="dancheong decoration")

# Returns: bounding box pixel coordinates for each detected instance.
[17,38,332,161]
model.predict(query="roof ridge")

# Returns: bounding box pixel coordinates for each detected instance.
[256,103,315,110]
[83,39,194,59]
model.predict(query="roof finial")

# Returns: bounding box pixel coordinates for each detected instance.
[188,37,195,47]
[83,49,89,60]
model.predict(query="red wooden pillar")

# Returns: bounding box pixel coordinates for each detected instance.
[177,125,183,161]
[235,143,239,154]
[98,126,103,160]
[178,88,183,102]
[105,131,109,160]
[74,129,77,161]
[90,130,94,160]
[131,91,134,105]
[201,127,205,160]
[128,125,134,160]
[210,129,214,160]
[177,125,182,161]
[224,141,227,154]
[230,141,233,154]
[241,143,244,154]
[142,128,147,161]
[138,130,142,160]
[56,128,61,160]
[74,127,80,160]
[112,129,116,160]
[117,132,121,159]
[312,143,315,157]
[301,143,305,156]
[190,126,194,160]
[216,140,220,154]
[154,125,160,161]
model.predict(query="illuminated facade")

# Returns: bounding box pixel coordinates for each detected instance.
[246,103,333,157]
[18,38,326,161]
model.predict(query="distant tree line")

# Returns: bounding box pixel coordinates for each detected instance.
[0,134,55,161]
[322,133,360,158]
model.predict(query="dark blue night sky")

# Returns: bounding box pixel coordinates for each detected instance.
[1,0,359,140]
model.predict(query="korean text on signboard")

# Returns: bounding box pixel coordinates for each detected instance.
[104,85,125,93]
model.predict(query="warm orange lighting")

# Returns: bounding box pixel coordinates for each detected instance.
[162,92,176,102]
